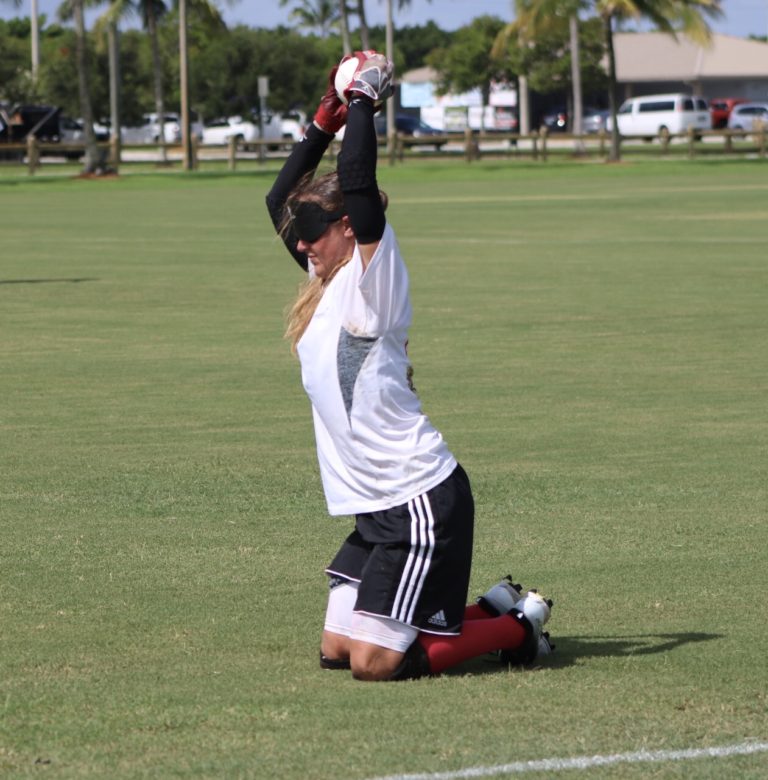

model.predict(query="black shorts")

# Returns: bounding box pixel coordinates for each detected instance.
[326,464,474,635]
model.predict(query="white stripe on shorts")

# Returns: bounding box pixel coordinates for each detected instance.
[391,493,436,625]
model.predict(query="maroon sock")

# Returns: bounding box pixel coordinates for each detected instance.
[463,603,494,620]
[418,613,528,674]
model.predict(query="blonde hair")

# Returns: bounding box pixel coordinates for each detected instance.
[284,258,351,354]
[283,171,348,354]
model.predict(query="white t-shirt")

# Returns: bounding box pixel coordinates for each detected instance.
[297,224,457,515]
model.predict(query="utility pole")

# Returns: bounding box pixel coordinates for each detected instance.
[385,0,394,160]
[31,0,39,84]
[108,20,121,166]
[179,0,193,170]
[258,76,269,162]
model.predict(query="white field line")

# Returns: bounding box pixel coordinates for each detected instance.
[367,740,768,780]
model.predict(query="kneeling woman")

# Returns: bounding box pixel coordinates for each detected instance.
[265,53,552,680]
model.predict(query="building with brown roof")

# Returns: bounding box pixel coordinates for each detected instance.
[614,32,768,101]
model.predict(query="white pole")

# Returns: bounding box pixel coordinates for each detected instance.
[179,0,192,170]
[386,0,394,158]
[30,0,39,84]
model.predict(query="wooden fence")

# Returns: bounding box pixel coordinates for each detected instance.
[2,125,766,175]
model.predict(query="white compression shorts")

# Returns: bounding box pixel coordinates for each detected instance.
[324,580,419,653]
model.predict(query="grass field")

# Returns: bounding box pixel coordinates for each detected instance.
[1,159,767,779]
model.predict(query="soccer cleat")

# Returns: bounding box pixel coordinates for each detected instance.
[515,590,552,633]
[476,575,524,616]
[538,631,555,655]
[498,591,554,666]
[498,630,555,666]
[320,653,351,671]
[498,609,539,665]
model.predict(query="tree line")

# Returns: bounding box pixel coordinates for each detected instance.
[1,0,724,166]
[0,13,615,129]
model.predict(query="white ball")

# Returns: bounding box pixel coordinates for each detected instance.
[334,54,364,105]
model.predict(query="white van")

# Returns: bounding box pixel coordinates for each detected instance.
[616,93,711,139]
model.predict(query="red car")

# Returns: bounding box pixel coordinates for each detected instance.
[709,98,748,129]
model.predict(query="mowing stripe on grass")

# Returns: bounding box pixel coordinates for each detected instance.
[394,183,768,206]
[368,740,768,779]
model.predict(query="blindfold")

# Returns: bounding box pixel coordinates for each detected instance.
[288,201,345,243]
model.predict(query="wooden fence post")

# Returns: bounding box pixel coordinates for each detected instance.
[659,131,668,153]
[26,135,39,175]
[388,130,398,166]
[540,127,548,162]
[464,127,478,162]
[109,135,121,172]
[228,136,237,171]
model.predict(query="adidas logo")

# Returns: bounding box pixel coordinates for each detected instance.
[427,610,448,627]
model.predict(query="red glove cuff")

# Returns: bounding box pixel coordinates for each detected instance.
[314,95,347,135]
[313,64,348,135]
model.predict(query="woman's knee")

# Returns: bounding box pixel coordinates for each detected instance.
[321,630,350,661]
[349,640,405,681]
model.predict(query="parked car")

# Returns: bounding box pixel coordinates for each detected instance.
[726,102,768,132]
[201,112,282,146]
[202,115,259,144]
[61,117,110,142]
[0,104,60,143]
[280,110,306,143]
[582,107,611,134]
[616,93,711,139]
[540,106,610,134]
[709,97,748,129]
[477,106,519,133]
[55,115,87,158]
[540,106,568,132]
[121,112,203,144]
[93,118,111,140]
[122,113,180,144]
[373,113,447,149]
[59,115,85,143]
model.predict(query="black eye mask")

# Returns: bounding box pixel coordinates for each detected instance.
[288,201,345,243]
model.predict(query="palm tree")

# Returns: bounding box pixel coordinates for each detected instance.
[96,0,168,165]
[95,0,228,167]
[343,0,429,56]
[98,0,229,165]
[100,0,170,159]
[506,0,722,160]
[1,0,40,83]
[92,8,121,156]
[569,13,582,140]
[57,0,108,172]
[602,0,721,159]
[278,0,340,38]
[355,0,369,49]
[60,0,104,173]
[505,1,586,144]
[338,0,352,55]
